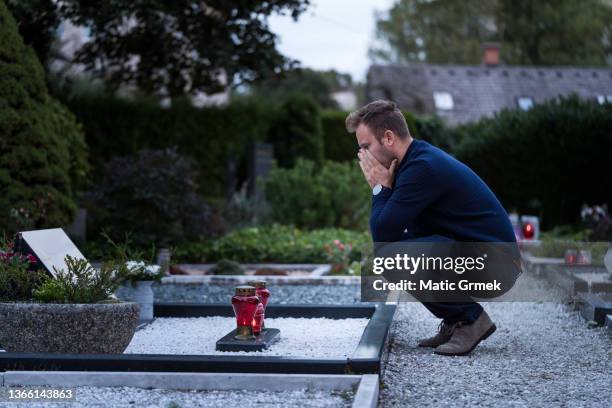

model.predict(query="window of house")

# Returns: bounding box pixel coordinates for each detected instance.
[433,92,454,110]
[596,95,612,104]
[517,97,533,111]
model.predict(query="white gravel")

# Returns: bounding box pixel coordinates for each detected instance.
[125,317,369,358]
[381,301,612,407]
[0,387,353,408]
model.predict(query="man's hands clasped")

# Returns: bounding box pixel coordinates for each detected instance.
[357,149,398,189]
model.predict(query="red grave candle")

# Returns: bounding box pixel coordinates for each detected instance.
[248,280,270,331]
[231,285,260,340]
[252,303,264,334]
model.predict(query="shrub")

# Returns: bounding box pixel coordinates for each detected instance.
[454,95,612,228]
[85,147,222,246]
[0,1,88,234]
[173,224,371,264]
[0,236,47,301]
[264,159,370,230]
[268,93,324,168]
[208,259,245,275]
[32,255,120,303]
[100,233,164,286]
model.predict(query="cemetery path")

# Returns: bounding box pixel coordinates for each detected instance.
[380,298,612,407]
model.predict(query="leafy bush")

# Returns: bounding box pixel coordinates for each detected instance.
[173,224,371,264]
[324,239,361,275]
[264,159,370,230]
[0,1,89,234]
[454,95,612,228]
[0,237,47,301]
[85,147,222,246]
[32,255,120,303]
[268,93,324,168]
[529,239,609,266]
[208,259,245,275]
[100,233,164,286]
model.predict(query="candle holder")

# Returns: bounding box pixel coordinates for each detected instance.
[231,285,260,340]
[248,280,270,331]
[565,249,578,265]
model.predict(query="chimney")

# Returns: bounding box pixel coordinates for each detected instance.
[482,43,500,66]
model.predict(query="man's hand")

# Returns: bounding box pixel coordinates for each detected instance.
[357,149,398,189]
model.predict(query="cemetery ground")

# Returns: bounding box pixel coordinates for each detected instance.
[1,286,610,406]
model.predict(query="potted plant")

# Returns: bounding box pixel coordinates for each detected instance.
[104,233,164,322]
[0,237,139,354]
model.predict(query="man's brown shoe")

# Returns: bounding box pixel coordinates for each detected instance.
[434,310,496,356]
[418,321,455,348]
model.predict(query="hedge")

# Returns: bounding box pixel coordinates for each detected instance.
[453,95,612,229]
[60,95,274,198]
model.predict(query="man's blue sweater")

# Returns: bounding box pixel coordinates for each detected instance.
[371,139,516,243]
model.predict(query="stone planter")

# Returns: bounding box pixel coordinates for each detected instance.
[116,280,155,322]
[0,302,139,353]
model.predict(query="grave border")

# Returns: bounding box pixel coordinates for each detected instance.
[0,303,395,375]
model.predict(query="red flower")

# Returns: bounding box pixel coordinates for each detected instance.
[27,254,37,264]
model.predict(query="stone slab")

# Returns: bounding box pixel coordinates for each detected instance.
[3,371,362,392]
[577,293,612,325]
[216,328,280,352]
[352,374,379,408]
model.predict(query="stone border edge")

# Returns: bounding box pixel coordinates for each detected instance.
[1,371,379,408]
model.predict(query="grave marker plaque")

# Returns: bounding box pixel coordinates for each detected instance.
[15,228,90,277]
[247,142,274,201]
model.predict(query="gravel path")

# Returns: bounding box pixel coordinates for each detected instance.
[380,300,612,407]
[0,387,353,408]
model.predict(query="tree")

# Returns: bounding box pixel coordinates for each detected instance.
[370,0,612,66]
[0,0,89,233]
[8,0,311,97]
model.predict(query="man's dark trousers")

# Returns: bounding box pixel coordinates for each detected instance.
[400,233,483,324]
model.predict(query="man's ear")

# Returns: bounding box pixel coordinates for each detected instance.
[383,130,395,146]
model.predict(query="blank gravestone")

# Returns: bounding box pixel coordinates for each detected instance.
[247,142,274,202]
[15,228,91,277]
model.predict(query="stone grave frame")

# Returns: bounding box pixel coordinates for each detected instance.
[0,303,395,375]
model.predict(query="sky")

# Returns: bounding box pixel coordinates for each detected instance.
[268,0,396,83]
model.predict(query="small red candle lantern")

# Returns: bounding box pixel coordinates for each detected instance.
[248,280,270,331]
[565,249,578,265]
[522,222,535,239]
[252,303,264,334]
[231,285,260,340]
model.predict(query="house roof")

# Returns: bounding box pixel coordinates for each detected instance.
[366,63,612,126]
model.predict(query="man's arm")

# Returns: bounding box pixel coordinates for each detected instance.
[370,159,439,242]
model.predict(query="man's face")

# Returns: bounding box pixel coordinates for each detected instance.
[355,123,395,168]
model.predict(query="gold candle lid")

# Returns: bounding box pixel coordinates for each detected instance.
[235,285,256,296]
[247,280,267,288]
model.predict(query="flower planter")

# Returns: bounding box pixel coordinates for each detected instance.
[0,302,139,353]
[117,280,155,322]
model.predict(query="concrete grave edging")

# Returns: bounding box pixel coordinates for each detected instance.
[2,371,379,408]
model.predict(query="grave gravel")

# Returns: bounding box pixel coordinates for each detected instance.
[150,283,361,304]
[125,316,369,358]
[381,299,612,407]
[0,387,352,408]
